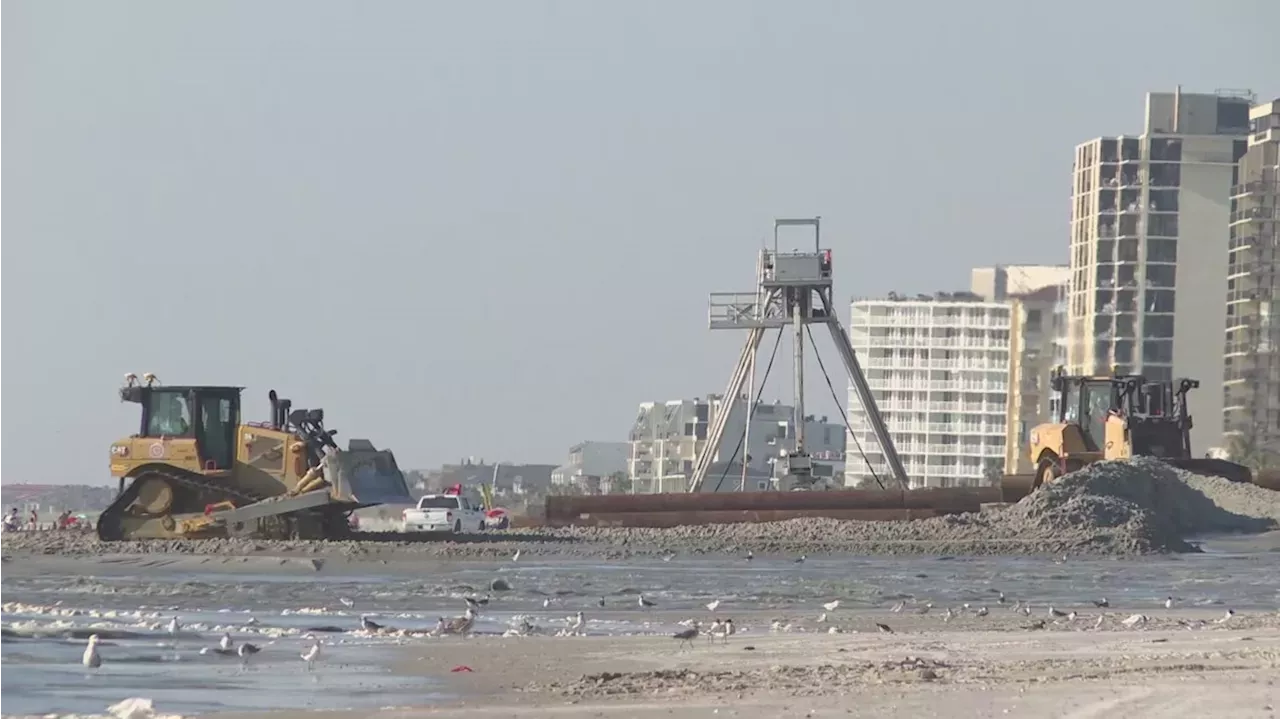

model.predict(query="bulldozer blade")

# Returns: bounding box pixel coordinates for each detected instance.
[1164,458,1253,485]
[323,443,413,506]
[1000,474,1035,503]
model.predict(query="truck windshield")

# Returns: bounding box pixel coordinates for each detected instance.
[418,497,460,509]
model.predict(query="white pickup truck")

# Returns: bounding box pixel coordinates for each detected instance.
[400,494,487,533]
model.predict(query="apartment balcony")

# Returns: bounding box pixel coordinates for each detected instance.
[1231,207,1277,223]
[1231,181,1277,198]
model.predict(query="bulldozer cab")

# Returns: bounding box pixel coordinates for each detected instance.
[1052,373,1120,452]
[123,384,242,471]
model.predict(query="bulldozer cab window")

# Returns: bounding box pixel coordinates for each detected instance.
[1078,382,1112,451]
[146,391,193,437]
[197,394,236,470]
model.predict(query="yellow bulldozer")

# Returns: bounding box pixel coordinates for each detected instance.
[100,373,413,541]
[1001,370,1254,499]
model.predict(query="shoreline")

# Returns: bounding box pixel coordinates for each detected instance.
[198,616,1280,719]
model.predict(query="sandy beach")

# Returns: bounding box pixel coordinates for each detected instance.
[201,610,1280,719]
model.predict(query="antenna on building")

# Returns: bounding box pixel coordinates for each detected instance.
[694,218,909,493]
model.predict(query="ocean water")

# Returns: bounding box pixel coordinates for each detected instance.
[3,540,1278,717]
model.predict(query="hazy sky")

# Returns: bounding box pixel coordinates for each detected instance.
[4,1,1277,485]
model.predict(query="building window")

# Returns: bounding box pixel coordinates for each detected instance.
[1142,340,1173,363]
[1146,265,1176,288]
[1146,239,1178,263]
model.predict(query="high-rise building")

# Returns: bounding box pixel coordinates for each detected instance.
[1003,282,1068,473]
[846,293,1011,489]
[971,265,1070,302]
[1224,98,1280,457]
[1067,88,1253,455]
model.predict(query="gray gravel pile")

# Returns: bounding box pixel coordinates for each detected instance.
[5,457,1278,559]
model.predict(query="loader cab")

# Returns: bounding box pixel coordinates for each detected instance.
[123,385,243,471]
[1052,375,1119,452]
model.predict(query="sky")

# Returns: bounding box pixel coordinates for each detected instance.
[3,1,1278,485]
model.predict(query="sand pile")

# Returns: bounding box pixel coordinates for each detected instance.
[5,458,1278,559]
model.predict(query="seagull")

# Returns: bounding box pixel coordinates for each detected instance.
[166,616,180,635]
[568,611,585,635]
[816,613,828,624]
[890,601,905,613]
[301,639,321,671]
[237,642,261,668]
[822,600,840,612]
[1215,609,1235,624]
[706,599,721,613]
[219,632,233,651]
[723,618,736,641]
[597,596,606,608]
[512,550,521,562]
[744,551,754,561]
[707,618,724,642]
[431,617,448,636]
[976,606,989,617]
[1026,619,1047,630]
[875,622,894,634]
[638,594,657,609]
[943,607,955,623]
[465,595,491,610]
[996,591,1007,605]
[1164,596,1175,610]
[360,615,384,632]
[445,608,477,637]
[794,555,807,564]
[1094,614,1106,629]
[915,602,933,615]
[542,598,552,608]
[338,597,355,608]
[1048,606,1068,618]
[1066,611,1078,622]
[1092,598,1110,608]
[662,552,676,562]
[673,623,700,649]
[1121,613,1148,627]
[83,634,102,670]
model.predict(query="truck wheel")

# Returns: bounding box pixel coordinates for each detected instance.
[454,519,462,533]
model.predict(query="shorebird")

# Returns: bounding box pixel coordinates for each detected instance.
[976,606,989,617]
[943,607,955,623]
[219,632,233,651]
[301,639,321,671]
[568,612,585,635]
[662,552,676,562]
[511,550,521,562]
[673,623,699,649]
[597,596,606,608]
[1215,609,1235,624]
[1092,598,1109,608]
[875,622,894,634]
[723,618,735,641]
[1025,619,1047,631]
[431,617,448,636]
[360,615,384,632]
[338,597,355,608]
[706,600,721,613]
[744,550,754,561]
[638,594,657,610]
[1121,613,1148,627]
[794,555,807,564]
[996,592,1006,605]
[707,618,724,642]
[83,634,102,670]
[445,608,477,637]
[915,602,933,615]
[1048,606,1068,618]
[1164,596,1175,610]
[237,642,261,668]
[166,616,180,635]
[822,600,840,612]
[890,601,905,613]
[543,598,552,608]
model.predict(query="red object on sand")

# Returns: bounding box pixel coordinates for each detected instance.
[450,665,474,673]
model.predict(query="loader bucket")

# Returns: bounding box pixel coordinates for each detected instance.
[323,441,414,506]
[1165,458,1253,485]
[1000,473,1036,503]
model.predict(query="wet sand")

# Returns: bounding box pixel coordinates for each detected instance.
[200,610,1280,719]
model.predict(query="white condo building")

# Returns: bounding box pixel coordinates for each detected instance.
[846,294,1012,489]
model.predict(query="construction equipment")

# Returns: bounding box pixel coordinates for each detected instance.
[99,374,413,541]
[690,217,908,493]
[1001,370,1254,497]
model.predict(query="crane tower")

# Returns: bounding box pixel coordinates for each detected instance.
[687,217,909,492]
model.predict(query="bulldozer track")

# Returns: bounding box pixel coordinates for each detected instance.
[98,466,344,542]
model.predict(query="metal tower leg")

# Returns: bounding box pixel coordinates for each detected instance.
[792,295,806,452]
[821,295,910,488]
[688,327,765,493]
